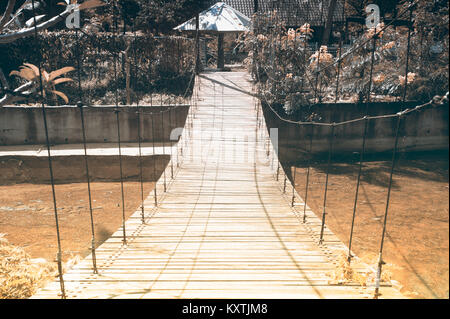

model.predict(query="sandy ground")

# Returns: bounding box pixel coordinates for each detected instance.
[292,154,449,299]
[0,182,155,263]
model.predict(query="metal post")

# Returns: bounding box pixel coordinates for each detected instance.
[319,124,335,244]
[374,114,402,299]
[347,117,369,262]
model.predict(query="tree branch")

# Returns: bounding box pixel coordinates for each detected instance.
[0,67,10,91]
[0,80,37,107]
[0,0,16,31]
[0,6,72,44]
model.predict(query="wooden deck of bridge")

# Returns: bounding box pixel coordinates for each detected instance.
[32,71,403,299]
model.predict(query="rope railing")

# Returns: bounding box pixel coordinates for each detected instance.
[256,59,448,126]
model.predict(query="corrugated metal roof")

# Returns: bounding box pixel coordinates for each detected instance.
[174,2,252,32]
[205,0,346,26]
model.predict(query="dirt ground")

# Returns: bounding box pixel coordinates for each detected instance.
[292,154,449,299]
[0,182,155,263]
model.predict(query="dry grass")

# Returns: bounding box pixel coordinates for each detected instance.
[327,251,398,287]
[0,233,80,299]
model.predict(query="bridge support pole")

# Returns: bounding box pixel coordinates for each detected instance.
[303,124,314,223]
[374,114,402,299]
[78,103,99,273]
[115,109,127,246]
[347,117,368,262]
[319,124,335,245]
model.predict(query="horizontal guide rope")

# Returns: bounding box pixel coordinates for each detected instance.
[261,94,446,127]
[255,63,448,127]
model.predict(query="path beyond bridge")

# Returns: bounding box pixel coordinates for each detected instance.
[32,72,403,299]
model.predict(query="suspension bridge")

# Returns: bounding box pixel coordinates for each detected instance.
[31,71,404,299]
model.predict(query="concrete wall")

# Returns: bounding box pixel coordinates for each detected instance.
[262,101,449,162]
[0,155,170,185]
[0,105,189,146]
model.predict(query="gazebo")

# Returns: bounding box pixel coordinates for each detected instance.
[174,2,251,70]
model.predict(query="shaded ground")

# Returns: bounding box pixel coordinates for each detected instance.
[291,154,449,299]
[0,182,155,263]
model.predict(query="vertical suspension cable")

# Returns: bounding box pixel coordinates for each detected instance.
[314,1,326,103]
[291,165,297,207]
[31,0,66,299]
[161,108,167,192]
[133,24,145,224]
[300,2,311,95]
[319,124,335,244]
[374,114,402,299]
[112,0,126,245]
[334,0,346,103]
[115,110,127,245]
[151,109,158,206]
[77,102,98,273]
[136,109,145,224]
[175,91,181,168]
[402,1,414,104]
[75,23,98,274]
[347,117,369,262]
[302,124,314,223]
[169,100,174,179]
[366,36,377,106]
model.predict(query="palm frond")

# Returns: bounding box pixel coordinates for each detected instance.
[50,90,69,104]
[22,63,40,78]
[79,0,106,10]
[52,78,74,85]
[48,67,75,82]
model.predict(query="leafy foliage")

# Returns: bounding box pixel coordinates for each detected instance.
[9,63,74,104]
[247,1,449,116]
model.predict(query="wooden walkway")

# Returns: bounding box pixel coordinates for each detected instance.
[32,72,403,299]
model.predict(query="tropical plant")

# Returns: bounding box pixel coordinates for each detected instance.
[9,63,74,104]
